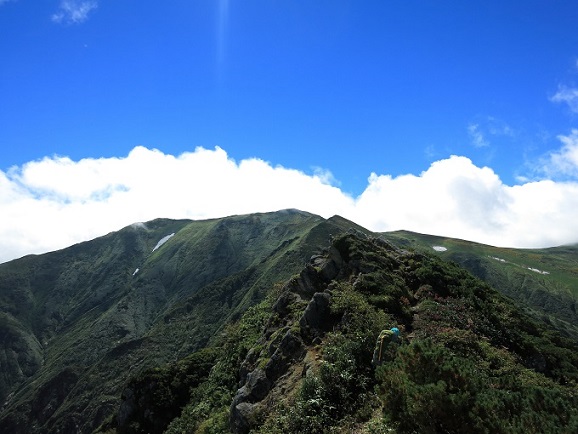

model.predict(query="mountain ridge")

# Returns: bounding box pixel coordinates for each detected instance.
[0,209,577,432]
[105,231,578,433]
[0,210,357,432]
[381,230,578,339]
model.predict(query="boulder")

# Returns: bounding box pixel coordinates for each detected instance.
[299,291,334,341]
[230,402,257,434]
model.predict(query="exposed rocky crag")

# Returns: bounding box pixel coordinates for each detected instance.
[230,252,343,433]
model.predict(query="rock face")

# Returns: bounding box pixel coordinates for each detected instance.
[300,291,333,342]
[230,369,272,434]
[117,387,136,428]
[230,327,309,434]
[230,246,345,434]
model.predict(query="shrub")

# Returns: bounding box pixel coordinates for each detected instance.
[376,339,578,433]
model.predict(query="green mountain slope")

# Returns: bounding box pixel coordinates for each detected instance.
[381,231,578,338]
[1,211,577,433]
[103,232,578,434]
[0,210,362,433]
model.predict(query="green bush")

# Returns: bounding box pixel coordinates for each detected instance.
[376,339,578,433]
[116,347,218,434]
[164,300,272,433]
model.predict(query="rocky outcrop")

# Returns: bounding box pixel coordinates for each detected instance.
[230,246,345,434]
[230,369,272,434]
[312,245,344,281]
[232,327,310,424]
[299,291,335,343]
[230,327,307,434]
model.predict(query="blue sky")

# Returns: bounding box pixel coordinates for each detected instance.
[2,1,578,262]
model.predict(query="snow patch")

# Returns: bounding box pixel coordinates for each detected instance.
[528,267,550,275]
[432,246,447,252]
[152,233,175,252]
[489,255,549,275]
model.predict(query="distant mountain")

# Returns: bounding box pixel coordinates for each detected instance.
[381,231,578,339]
[0,210,577,433]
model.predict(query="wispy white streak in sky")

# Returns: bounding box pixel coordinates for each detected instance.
[467,117,514,149]
[2,137,578,264]
[51,0,97,24]
[551,85,578,114]
[467,123,489,148]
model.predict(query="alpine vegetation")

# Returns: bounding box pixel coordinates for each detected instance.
[0,211,577,433]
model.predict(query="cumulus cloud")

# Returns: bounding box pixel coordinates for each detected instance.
[2,144,578,264]
[541,129,578,178]
[52,0,97,24]
[551,85,578,114]
[0,147,353,263]
[353,155,578,248]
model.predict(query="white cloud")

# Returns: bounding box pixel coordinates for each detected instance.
[486,116,514,137]
[354,155,578,248]
[52,0,97,24]
[551,85,578,114]
[312,166,340,187]
[2,144,578,264]
[467,117,514,149]
[467,123,489,148]
[352,156,510,240]
[540,129,578,178]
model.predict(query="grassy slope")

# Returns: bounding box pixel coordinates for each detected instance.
[0,218,192,430]
[1,214,577,433]
[381,231,578,338]
[0,210,359,433]
[110,233,578,434]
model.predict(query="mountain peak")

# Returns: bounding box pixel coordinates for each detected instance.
[1,213,578,433]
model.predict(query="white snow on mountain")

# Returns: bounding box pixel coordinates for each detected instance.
[152,233,175,252]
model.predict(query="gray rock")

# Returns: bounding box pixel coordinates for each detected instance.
[265,329,306,381]
[230,368,272,434]
[230,402,256,434]
[244,369,272,402]
[319,246,343,281]
[299,291,333,341]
